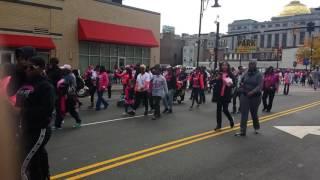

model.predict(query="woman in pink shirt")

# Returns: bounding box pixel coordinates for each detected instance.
[213,62,235,131]
[262,66,278,112]
[96,66,109,111]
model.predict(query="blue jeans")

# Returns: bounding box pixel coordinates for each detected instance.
[96,91,109,110]
[163,89,175,110]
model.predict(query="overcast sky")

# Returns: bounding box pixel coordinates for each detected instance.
[124,0,319,35]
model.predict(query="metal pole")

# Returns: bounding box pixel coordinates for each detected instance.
[240,54,242,66]
[310,34,314,71]
[214,21,220,71]
[196,0,204,68]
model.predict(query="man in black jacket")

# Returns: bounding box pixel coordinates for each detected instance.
[16,56,55,180]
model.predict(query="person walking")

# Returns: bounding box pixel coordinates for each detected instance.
[189,67,204,110]
[163,66,176,113]
[213,62,235,131]
[283,70,291,95]
[232,66,244,114]
[123,79,135,116]
[311,66,320,90]
[107,70,113,99]
[96,66,109,111]
[84,65,98,108]
[16,56,55,180]
[151,65,168,120]
[262,66,279,113]
[54,64,82,129]
[133,64,150,116]
[235,60,263,137]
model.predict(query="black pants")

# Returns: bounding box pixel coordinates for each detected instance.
[107,85,112,98]
[55,96,81,128]
[200,89,206,104]
[284,84,290,95]
[191,88,200,107]
[240,95,261,134]
[125,103,134,113]
[21,128,51,180]
[89,86,96,105]
[232,90,240,113]
[262,89,275,111]
[134,91,149,112]
[216,101,233,128]
[153,96,162,118]
[149,93,154,110]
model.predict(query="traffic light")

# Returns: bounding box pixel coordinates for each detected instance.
[307,22,315,33]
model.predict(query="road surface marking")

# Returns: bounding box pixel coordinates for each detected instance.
[51,100,320,180]
[274,126,320,139]
[81,115,147,127]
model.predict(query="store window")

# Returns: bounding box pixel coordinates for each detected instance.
[79,42,151,72]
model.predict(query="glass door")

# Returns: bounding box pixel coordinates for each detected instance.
[118,57,126,68]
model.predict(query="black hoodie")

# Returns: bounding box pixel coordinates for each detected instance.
[16,76,55,131]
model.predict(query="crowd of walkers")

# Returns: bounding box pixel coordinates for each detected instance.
[2,45,320,179]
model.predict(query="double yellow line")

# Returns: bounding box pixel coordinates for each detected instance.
[51,100,320,180]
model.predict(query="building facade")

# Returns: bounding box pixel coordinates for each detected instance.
[182,32,225,67]
[0,0,160,72]
[223,1,320,69]
[160,32,184,66]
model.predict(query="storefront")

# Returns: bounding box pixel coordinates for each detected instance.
[0,0,160,69]
[77,18,158,71]
[0,34,55,64]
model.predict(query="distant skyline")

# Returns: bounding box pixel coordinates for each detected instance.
[124,0,319,35]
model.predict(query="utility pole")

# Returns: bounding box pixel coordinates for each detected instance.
[196,0,204,68]
[214,21,220,71]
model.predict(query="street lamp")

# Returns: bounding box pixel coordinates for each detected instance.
[214,17,220,70]
[307,22,315,70]
[196,0,221,68]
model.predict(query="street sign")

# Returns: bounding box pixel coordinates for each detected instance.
[274,126,320,139]
[236,39,257,53]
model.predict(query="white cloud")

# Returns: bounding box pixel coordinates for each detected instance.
[124,0,319,34]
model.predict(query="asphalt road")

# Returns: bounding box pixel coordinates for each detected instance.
[48,85,320,180]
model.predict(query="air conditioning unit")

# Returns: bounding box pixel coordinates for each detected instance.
[33,27,49,35]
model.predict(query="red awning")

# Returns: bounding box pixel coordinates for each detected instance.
[0,34,55,50]
[78,18,158,47]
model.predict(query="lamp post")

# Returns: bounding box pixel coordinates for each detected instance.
[307,22,315,70]
[214,19,220,70]
[196,0,221,67]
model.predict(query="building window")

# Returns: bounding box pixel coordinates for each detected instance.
[283,23,288,27]
[267,34,272,48]
[275,34,280,48]
[275,24,280,27]
[254,25,258,29]
[268,24,273,28]
[260,35,265,48]
[79,42,151,72]
[237,26,241,30]
[282,33,287,48]
[253,35,258,40]
[300,21,306,25]
[261,25,266,28]
[299,31,305,45]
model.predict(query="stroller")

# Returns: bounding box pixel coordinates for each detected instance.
[173,81,186,104]
[117,94,125,107]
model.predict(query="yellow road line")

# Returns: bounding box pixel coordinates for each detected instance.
[66,101,320,180]
[51,101,320,179]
